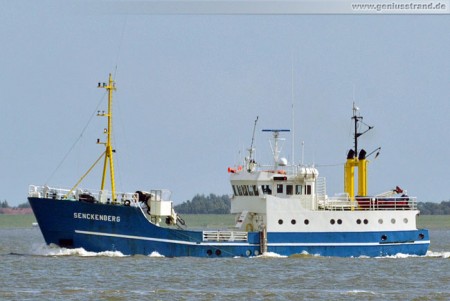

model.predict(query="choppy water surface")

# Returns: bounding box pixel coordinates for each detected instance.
[1,228,449,301]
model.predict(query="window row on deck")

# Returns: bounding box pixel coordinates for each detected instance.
[232,184,313,197]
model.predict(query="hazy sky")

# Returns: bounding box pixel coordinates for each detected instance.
[1,1,449,206]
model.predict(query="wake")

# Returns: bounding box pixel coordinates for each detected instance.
[30,244,127,257]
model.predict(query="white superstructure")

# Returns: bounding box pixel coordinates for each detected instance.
[229,126,419,235]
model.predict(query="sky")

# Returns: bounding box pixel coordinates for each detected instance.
[1,1,450,206]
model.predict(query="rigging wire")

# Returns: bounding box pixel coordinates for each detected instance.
[315,162,345,167]
[110,17,129,191]
[46,17,129,188]
[45,92,107,185]
[113,16,128,80]
[112,102,124,192]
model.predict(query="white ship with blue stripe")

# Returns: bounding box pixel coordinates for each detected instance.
[28,74,429,257]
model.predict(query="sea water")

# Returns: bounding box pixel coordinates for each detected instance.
[1,227,449,301]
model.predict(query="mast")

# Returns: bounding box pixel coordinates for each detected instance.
[98,73,117,202]
[353,104,359,156]
[246,116,259,172]
[248,116,259,162]
[345,103,373,200]
[352,102,372,157]
[262,129,290,171]
[64,73,118,201]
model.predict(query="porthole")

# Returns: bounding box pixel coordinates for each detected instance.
[391,218,396,224]
[206,249,213,256]
[378,219,383,224]
[330,219,336,225]
[215,249,222,256]
[291,219,296,225]
[254,250,260,256]
[419,233,425,240]
[403,218,408,224]
[245,250,251,256]
[304,219,309,225]
[381,234,387,241]
[363,219,368,224]
[337,219,342,225]
[278,219,283,225]
[356,219,362,224]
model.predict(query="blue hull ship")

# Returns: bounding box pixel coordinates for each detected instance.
[28,74,429,258]
[28,195,429,257]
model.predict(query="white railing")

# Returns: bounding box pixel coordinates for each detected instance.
[316,177,327,197]
[28,185,139,207]
[318,195,417,211]
[203,230,248,242]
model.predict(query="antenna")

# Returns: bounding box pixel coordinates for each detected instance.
[301,141,305,166]
[248,116,259,161]
[352,102,373,157]
[291,55,295,171]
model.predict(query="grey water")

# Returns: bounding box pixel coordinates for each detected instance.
[1,228,449,301]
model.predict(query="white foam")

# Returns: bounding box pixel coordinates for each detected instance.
[346,289,377,295]
[253,251,288,258]
[31,244,126,257]
[375,253,421,259]
[148,251,165,257]
[425,250,450,258]
[374,251,450,259]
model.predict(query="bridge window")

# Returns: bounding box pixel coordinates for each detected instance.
[295,185,303,195]
[277,184,283,194]
[262,185,272,195]
[233,185,261,196]
[232,185,238,196]
[306,185,312,195]
[286,185,293,195]
[242,185,249,196]
[252,185,259,196]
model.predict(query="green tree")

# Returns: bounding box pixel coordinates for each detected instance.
[418,201,450,215]
[174,194,231,214]
[17,202,31,208]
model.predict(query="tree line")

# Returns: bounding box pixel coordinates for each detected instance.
[2,197,450,215]
[1,200,30,209]
[174,194,231,214]
[418,201,450,215]
[174,196,450,215]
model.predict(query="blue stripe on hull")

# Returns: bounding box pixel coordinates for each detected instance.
[28,197,429,258]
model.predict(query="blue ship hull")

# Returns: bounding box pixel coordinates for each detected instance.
[29,197,429,258]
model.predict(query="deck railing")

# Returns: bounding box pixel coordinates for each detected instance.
[203,230,248,242]
[28,185,139,206]
[318,195,417,211]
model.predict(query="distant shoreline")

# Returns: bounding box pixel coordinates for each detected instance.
[0,208,33,215]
